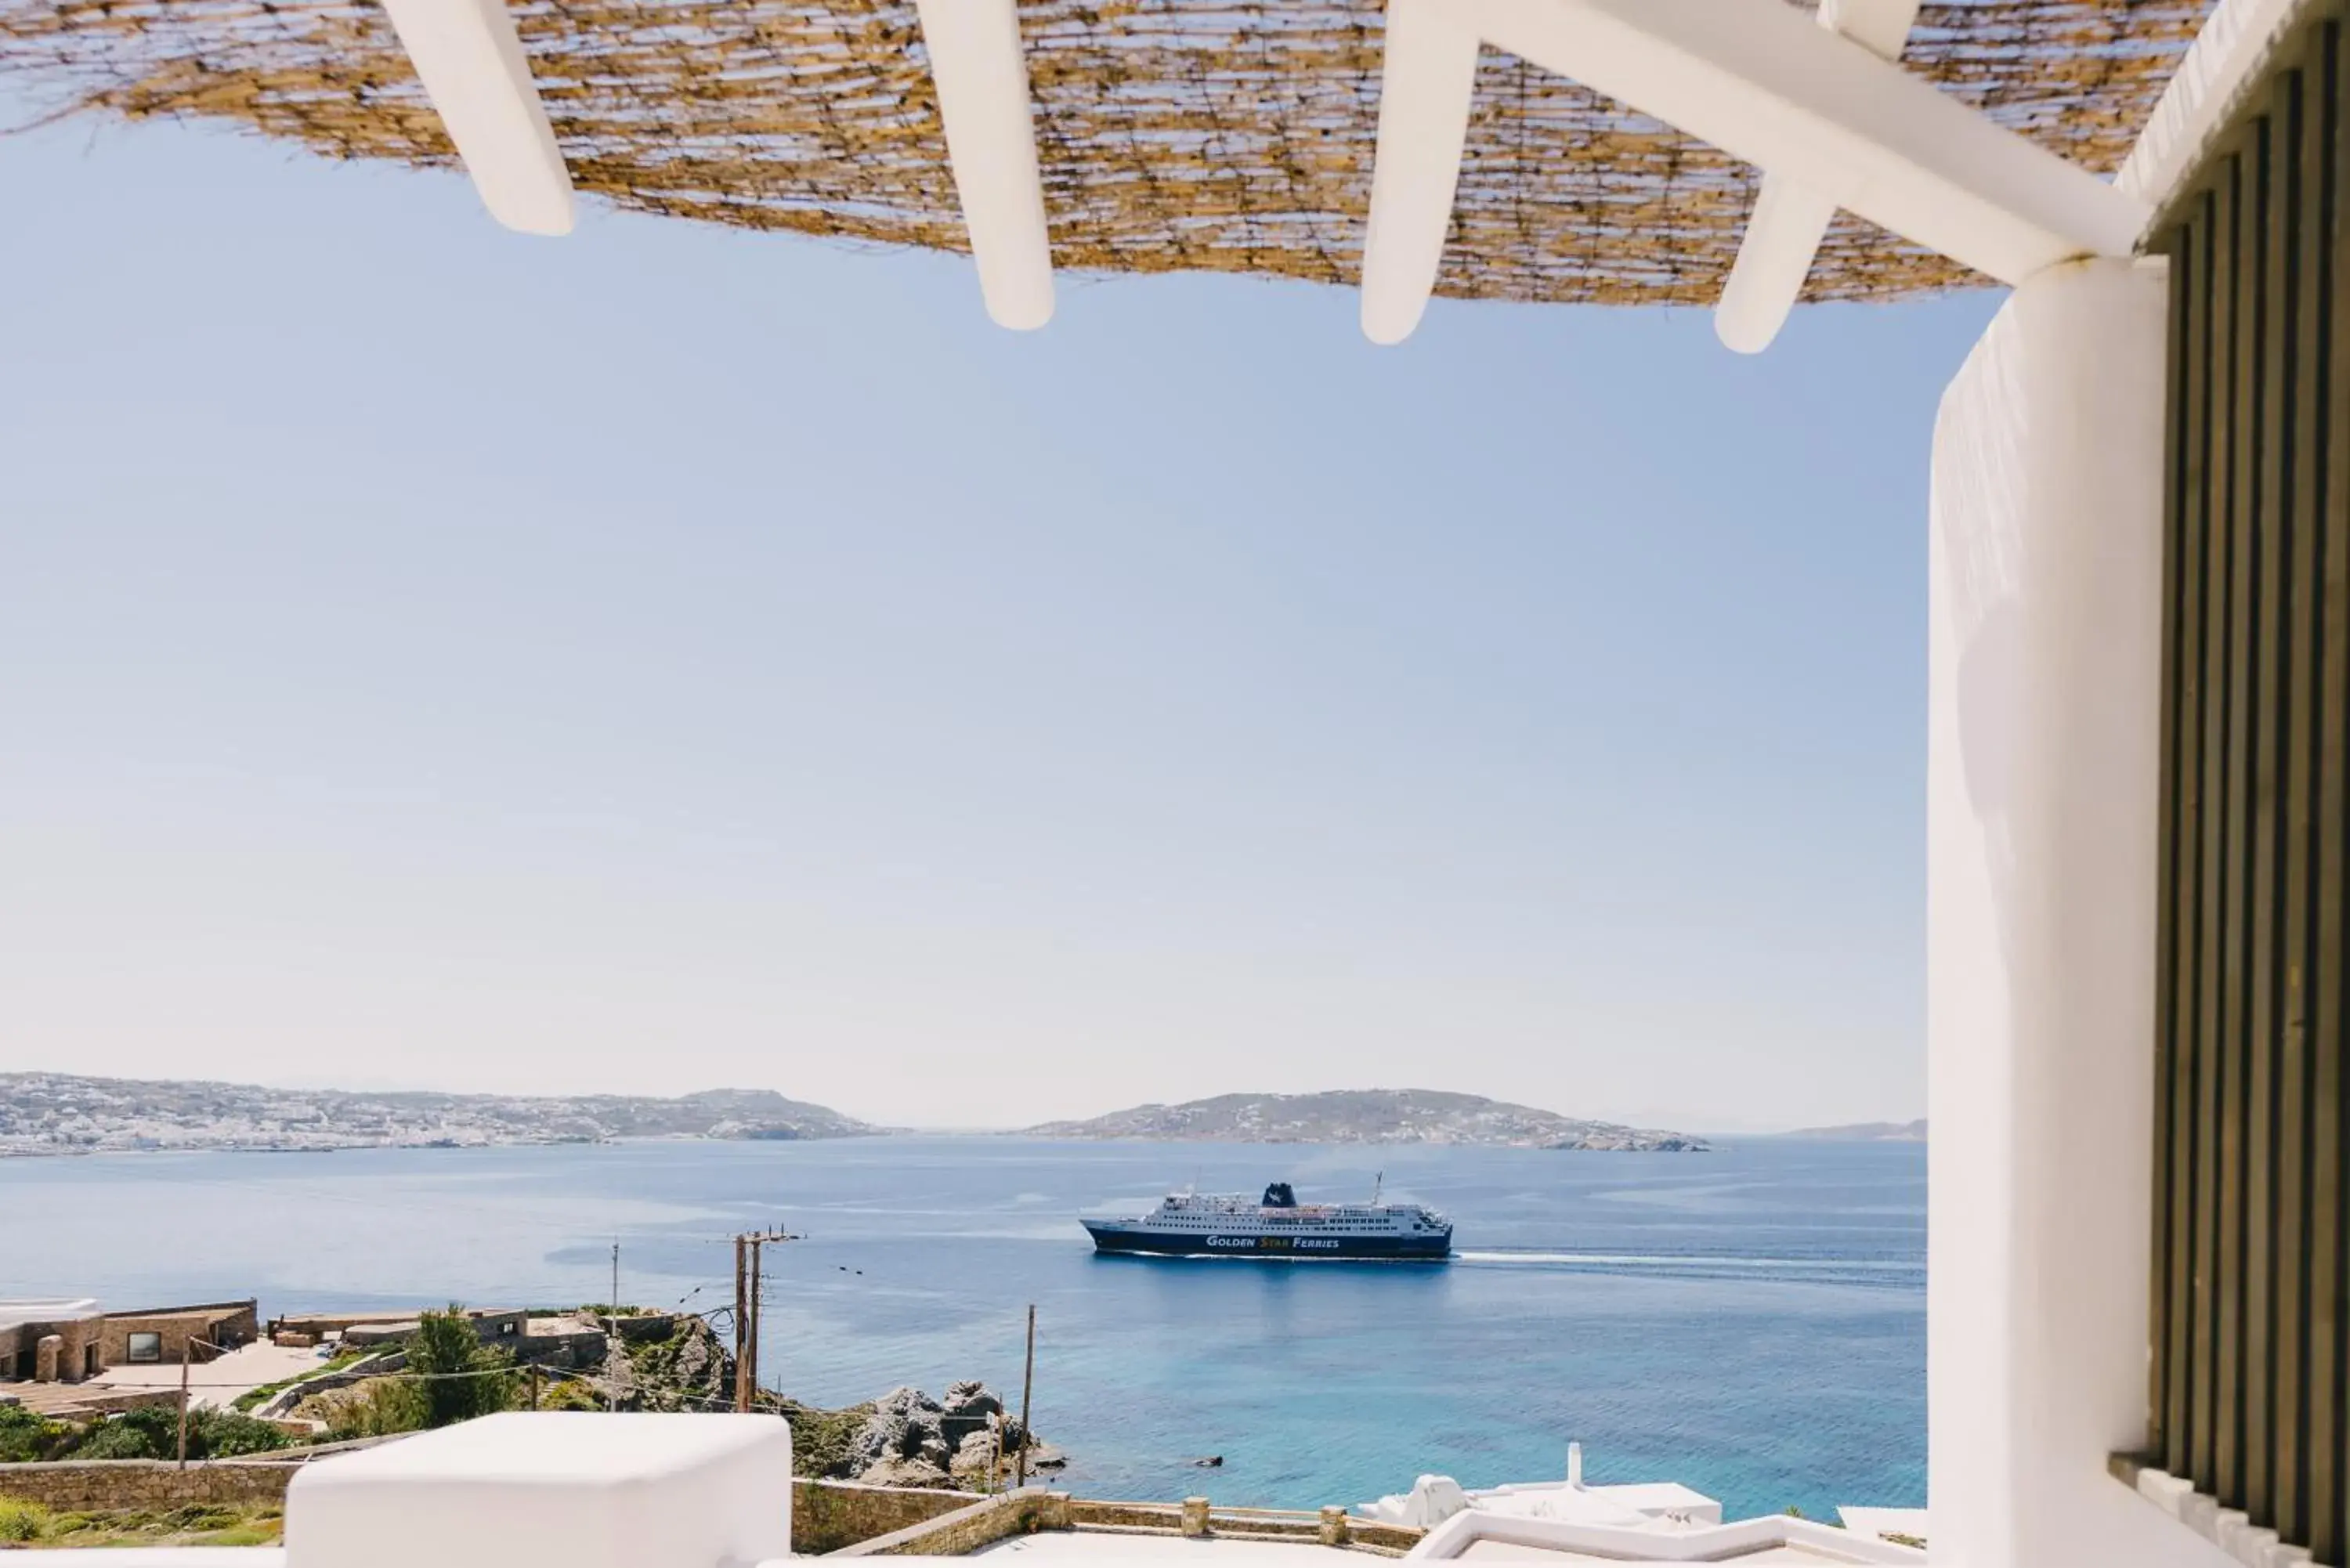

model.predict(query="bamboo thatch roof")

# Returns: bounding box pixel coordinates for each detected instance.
[0,0,2209,303]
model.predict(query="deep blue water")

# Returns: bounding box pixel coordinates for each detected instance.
[0,1138,1923,1519]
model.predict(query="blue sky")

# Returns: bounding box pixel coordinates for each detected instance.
[0,108,1998,1133]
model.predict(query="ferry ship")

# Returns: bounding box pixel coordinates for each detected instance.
[1081,1178,1452,1262]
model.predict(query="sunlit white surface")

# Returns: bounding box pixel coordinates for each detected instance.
[1361,0,1481,345]
[376,0,574,235]
[284,1412,791,1568]
[1362,0,2146,346]
[1713,0,1920,354]
[913,0,1056,330]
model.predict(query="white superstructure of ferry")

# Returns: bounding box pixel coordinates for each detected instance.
[1081,1179,1452,1261]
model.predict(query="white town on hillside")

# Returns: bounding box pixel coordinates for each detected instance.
[0,1075,1719,1157]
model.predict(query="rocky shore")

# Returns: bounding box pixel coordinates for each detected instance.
[829,1382,1065,1490]
[598,1315,1059,1490]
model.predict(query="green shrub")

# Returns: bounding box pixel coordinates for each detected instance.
[536,1378,605,1413]
[0,1498,52,1543]
[0,1404,71,1463]
[407,1306,519,1429]
[71,1409,173,1460]
[325,1380,429,1440]
[200,1411,295,1457]
[68,1404,293,1461]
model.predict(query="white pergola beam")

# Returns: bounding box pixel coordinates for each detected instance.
[378,0,573,236]
[1477,0,2146,280]
[1817,0,1918,60]
[1714,0,1919,354]
[1365,0,2151,344]
[1361,0,1483,347]
[1715,180,1838,353]
[913,0,1056,331]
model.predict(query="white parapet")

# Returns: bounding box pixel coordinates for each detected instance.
[1927,258,2232,1568]
[911,0,1056,330]
[283,1411,793,1568]
[376,0,574,236]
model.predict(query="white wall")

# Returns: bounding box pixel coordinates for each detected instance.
[1925,257,2231,1568]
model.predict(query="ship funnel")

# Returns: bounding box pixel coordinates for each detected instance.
[1567,1442,1583,1489]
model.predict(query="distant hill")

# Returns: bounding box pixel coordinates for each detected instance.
[0,1072,877,1156]
[1023,1089,1707,1151]
[1780,1118,1927,1143]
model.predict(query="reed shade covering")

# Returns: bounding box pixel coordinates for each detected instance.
[1,0,2207,303]
[2147,9,2350,1562]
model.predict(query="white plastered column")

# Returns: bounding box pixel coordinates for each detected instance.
[1926,257,2229,1568]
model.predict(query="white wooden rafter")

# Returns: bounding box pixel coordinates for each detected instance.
[1714,0,1921,354]
[911,0,1058,331]
[1361,0,2155,349]
[376,0,575,235]
[377,0,1057,327]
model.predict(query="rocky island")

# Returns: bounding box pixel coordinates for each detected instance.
[1781,1118,1927,1142]
[3,1075,1705,1156]
[0,1073,877,1156]
[1025,1089,1707,1151]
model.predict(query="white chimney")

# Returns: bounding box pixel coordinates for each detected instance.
[1567,1441,1584,1489]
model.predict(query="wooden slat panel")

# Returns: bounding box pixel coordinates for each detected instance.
[2152,20,2350,1558]
[2247,97,2286,1524]
[2171,182,2219,1479]
[2151,205,2189,1466]
[2219,115,2264,1504]
[2195,144,2241,1499]
[2308,23,2349,1559]
[2272,51,2321,1548]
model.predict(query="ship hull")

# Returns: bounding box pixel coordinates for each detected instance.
[1083,1222,1452,1262]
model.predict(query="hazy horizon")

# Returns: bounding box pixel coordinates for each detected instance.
[5,105,1967,1136]
[3,1064,1904,1138]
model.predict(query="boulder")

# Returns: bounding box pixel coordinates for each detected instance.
[949,1430,1002,1478]
[940,1380,1006,1448]
[848,1386,948,1471]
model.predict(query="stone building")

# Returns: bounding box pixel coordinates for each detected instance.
[0,1297,258,1386]
[97,1300,260,1367]
[0,1299,103,1383]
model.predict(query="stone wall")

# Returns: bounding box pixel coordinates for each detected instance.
[790,1478,972,1555]
[1063,1499,1420,1555]
[251,1350,406,1421]
[0,1459,298,1512]
[827,1490,1071,1557]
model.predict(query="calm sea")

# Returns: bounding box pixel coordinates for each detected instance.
[0,1137,1923,1520]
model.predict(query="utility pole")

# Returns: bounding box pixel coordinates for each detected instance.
[177,1337,222,1469]
[1016,1304,1036,1488]
[730,1226,797,1411]
[176,1342,191,1469]
[610,1240,621,1322]
[732,1235,748,1410]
